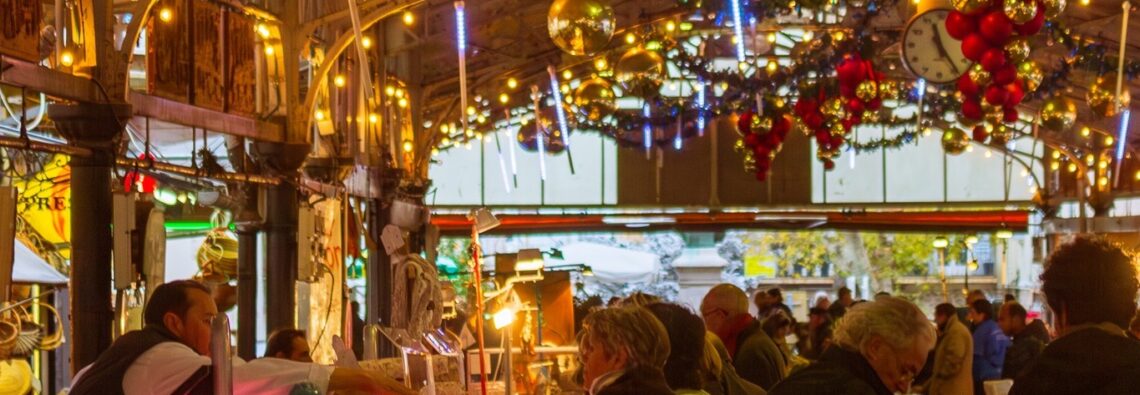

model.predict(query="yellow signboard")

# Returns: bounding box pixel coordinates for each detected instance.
[14,155,71,259]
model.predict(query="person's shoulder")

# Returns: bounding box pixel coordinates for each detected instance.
[769,363,872,395]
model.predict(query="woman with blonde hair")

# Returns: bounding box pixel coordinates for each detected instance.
[578,306,673,395]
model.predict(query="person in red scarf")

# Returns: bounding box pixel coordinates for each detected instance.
[701,284,787,390]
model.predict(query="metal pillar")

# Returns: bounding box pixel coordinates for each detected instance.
[49,103,131,373]
[253,142,308,337]
[234,212,260,360]
[367,196,396,357]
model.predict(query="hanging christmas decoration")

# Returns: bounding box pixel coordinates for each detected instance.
[573,78,616,121]
[1087,75,1131,118]
[942,127,971,154]
[1039,96,1078,132]
[547,0,615,57]
[989,124,1014,145]
[614,46,665,98]
[737,104,793,181]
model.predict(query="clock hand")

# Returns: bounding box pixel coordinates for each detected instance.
[931,26,961,75]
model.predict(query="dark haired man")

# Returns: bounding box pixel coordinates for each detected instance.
[968,299,1008,395]
[828,287,853,321]
[265,329,312,362]
[69,280,411,395]
[1011,237,1140,394]
[998,303,1044,380]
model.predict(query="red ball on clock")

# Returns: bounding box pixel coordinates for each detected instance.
[962,34,992,62]
[1014,3,1046,36]
[1004,82,1025,106]
[958,74,981,96]
[981,48,1008,72]
[1004,107,1020,123]
[985,85,1009,105]
[945,11,977,40]
[973,125,989,142]
[993,63,1018,85]
[962,99,984,120]
[979,10,1014,45]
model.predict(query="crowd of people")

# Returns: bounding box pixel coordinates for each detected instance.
[575,236,1140,395]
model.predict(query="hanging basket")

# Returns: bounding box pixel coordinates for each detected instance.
[197,230,239,281]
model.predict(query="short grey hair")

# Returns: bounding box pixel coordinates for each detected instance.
[580,306,670,369]
[832,297,935,354]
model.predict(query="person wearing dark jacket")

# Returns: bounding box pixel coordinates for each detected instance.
[703,284,787,390]
[1010,237,1140,395]
[769,297,935,395]
[578,305,673,395]
[997,303,1044,380]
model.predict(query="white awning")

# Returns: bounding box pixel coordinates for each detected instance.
[13,240,67,285]
[557,242,661,284]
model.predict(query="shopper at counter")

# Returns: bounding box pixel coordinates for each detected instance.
[265,328,313,363]
[68,280,411,395]
[703,284,786,390]
[578,305,673,395]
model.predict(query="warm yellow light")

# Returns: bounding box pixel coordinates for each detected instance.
[984,149,992,158]
[1085,154,1095,166]
[264,45,275,56]
[663,20,675,32]
[476,115,486,124]
[369,113,379,124]
[402,140,414,152]
[833,31,846,41]
[493,306,517,329]
[441,124,451,134]
[803,31,815,41]
[1020,169,1029,177]
[1105,136,1115,146]
[333,74,346,87]
[922,127,932,136]
[476,132,485,140]
[562,70,573,80]
[966,235,979,245]
[499,93,509,104]
[1099,160,1109,169]
[1135,170,1140,180]
[397,97,408,108]
[395,88,405,98]
[314,109,326,121]
[158,7,173,23]
[766,32,777,43]
[466,106,476,116]
[1051,161,1060,171]
[1099,176,1109,187]
[465,128,475,138]
[465,141,473,150]
[932,237,949,248]
[996,230,1013,239]
[403,10,415,26]
[766,59,778,74]
[431,147,440,156]
[966,145,974,153]
[441,136,452,145]
[59,50,75,67]
[625,32,637,44]
[737,61,750,72]
[256,23,271,39]
[595,58,608,70]
[1051,150,1061,159]
[560,84,570,94]
[507,78,518,89]
[1080,0,1090,5]
[385,85,396,96]
[1081,126,1091,137]
[1067,163,1078,172]
[361,36,373,49]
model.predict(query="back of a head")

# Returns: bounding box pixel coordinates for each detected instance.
[705,283,748,315]
[935,303,957,319]
[1004,303,1028,321]
[582,306,671,370]
[767,288,784,302]
[838,287,852,299]
[646,303,707,390]
[832,297,935,354]
[971,299,995,320]
[144,280,211,327]
[1042,237,1139,328]
[762,310,792,338]
[968,289,987,303]
[621,292,662,307]
[265,328,306,358]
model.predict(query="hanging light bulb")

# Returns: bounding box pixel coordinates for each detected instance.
[403,10,415,25]
[334,74,346,87]
[59,50,75,67]
[766,32,777,43]
[264,45,275,56]
[507,78,518,89]
[369,113,379,123]
[595,58,608,70]
[499,93,509,104]
[158,7,173,23]
[361,36,373,49]
[666,21,676,32]
[625,32,637,44]
[466,106,477,116]
[256,23,271,39]
[562,70,573,80]
[402,140,414,152]
[314,109,326,121]
[1081,126,1091,137]
[1067,163,1078,172]
[398,97,408,108]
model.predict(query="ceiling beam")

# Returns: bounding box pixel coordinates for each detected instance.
[130,92,285,142]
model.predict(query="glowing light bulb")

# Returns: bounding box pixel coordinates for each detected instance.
[1050,161,1060,171]
[59,50,74,67]
[507,78,518,89]
[369,113,379,124]
[398,97,408,108]
[334,74,346,87]
[1099,176,1109,187]
[966,145,974,153]
[1105,136,1115,145]
[403,10,415,25]
[466,106,476,116]
[402,140,414,152]
[1081,126,1091,137]
[158,7,173,23]
[803,31,815,41]
[385,85,395,96]
[361,36,373,49]
[264,45,275,56]
[1080,0,1090,5]
[562,70,573,80]
[625,32,637,44]
[256,23,271,39]
[766,32,777,43]
[1067,163,1078,172]
[499,93,509,104]
[595,58,608,70]
[984,149,992,158]
[1051,150,1061,159]
[1099,160,1109,169]
[314,109,326,121]
[431,148,440,156]
[666,21,676,32]
[766,59,779,74]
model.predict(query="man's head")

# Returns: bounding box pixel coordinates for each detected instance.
[968,299,994,325]
[1004,293,1016,303]
[766,288,784,304]
[752,290,771,313]
[144,280,217,356]
[265,329,312,362]
[837,287,854,306]
[967,289,987,305]
[645,303,707,391]
[579,306,669,389]
[998,303,1028,336]
[831,297,936,393]
[874,291,891,301]
[808,307,829,327]
[702,284,749,334]
[934,303,957,329]
[1041,237,1139,332]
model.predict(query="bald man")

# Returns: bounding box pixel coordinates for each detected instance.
[702,284,787,390]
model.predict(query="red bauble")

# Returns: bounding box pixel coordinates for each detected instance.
[842,117,858,131]
[775,115,792,134]
[830,135,846,148]
[979,10,1014,45]
[1004,107,1020,123]
[805,114,824,129]
[795,99,818,117]
[1004,82,1025,106]
[866,98,882,110]
[973,125,989,142]
[1014,3,1046,36]
[756,171,769,182]
[993,64,1018,85]
[961,34,992,62]
[981,48,1008,72]
[961,99,984,120]
[985,85,1009,105]
[946,11,977,40]
[847,98,865,114]
[823,159,836,170]
[744,132,762,147]
[841,85,857,99]
[764,132,783,148]
[815,130,831,143]
[958,75,980,96]
[737,110,755,135]
[836,55,865,85]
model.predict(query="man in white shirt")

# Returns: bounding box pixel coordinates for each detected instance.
[69,280,411,395]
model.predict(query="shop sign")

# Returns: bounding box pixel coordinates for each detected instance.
[147,0,191,101]
[0,0,42,62]
[19,196,68,212]
[191,0,224,111]
[225,11,255,115]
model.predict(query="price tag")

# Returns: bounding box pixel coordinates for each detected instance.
[381,225,405,255]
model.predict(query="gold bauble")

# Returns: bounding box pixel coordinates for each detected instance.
[734,139,746,152]
[1042,0,1066,18]
[1039,96,1078,132]
[878,80,899,101]
[953,0,991,15]
[614,47,665,97]
[573,78,615,121]
[823,98,847,119]
[984,109,1005,126]
[990,125,1013,145]
[855,81,878,102]
[817,149,837,161]
[752,115,774,134]
[1017,61,1043,92]
[942,128,971,155]
[969,64,991,86]
[1005,40,1031,63]
[829,121,847,136]
[1004,0,1038,24]
[1087,76,1131,118]
[548,0,615,57]
[863,110,881,123]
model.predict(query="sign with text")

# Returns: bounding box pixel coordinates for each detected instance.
[0,0,43,62]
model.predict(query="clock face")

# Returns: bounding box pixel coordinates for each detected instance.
[902,10,972,84]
